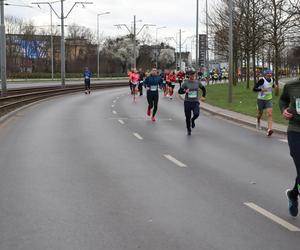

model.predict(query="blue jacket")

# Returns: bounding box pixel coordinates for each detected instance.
[144,75,163,96]
[84,70,92,80]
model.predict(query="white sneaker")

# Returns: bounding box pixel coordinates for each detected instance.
[256,120,261,130]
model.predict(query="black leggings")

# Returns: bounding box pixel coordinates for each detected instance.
[84,79,90,90]
[147,95,159,117]
[184,101,200,131]
[288,131,300,197]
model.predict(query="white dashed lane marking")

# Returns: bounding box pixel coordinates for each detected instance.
[163,155,187,168]
[279,139,288,143]
[133,133,143,140]
[118,120,125,125]
[112,110,117,115]
[244,202,300,232]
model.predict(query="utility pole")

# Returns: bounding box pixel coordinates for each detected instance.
[133,15,137,69]
[179,29,182,71]
[195,0,199,68]
[228,0,233,103]
[206,0,209,73]
[114,17,155,70]
[60,0,65,87]
[155,26,166,69]
[32,1,93,88]
[50,3,55,80]
[0,0,7,97]
[97,12,110,78]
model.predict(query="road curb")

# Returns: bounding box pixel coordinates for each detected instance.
[176,92,287,136]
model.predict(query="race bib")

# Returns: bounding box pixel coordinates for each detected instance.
[171,82,176,86]
[296,98,300,114]
[140,81,143,84]
[163,80,166,84]
[150,85,158,91]
[188,91,197,98]
[85,76,89,79]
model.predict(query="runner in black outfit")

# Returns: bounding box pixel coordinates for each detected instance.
[144,68,163,122]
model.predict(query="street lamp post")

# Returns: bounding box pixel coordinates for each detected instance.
[228,0,233,103]
[179,29,182,70]
[155,26,166,68]
[97,11,110,78]
[196,0,199,68]
[0,0,7,97]
[206,0,209,72]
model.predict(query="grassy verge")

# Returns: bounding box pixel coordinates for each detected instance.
[205,82,287,125]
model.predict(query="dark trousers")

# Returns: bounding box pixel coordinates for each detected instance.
[147,95,159,117]
[84,79,90,90]
[184,101,200,131]
[138,82,143,95]
[288,131,300,197]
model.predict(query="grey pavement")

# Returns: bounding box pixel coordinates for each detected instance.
[0,87,299,250]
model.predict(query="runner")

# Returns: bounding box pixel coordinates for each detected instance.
[130,69,139,102]
[83,67,92,94]
[169,70,176,99]
[279,78,300,217]
[138,68,146,96]
[178,70,206,135]
[253,69,278,136]
[177,70,185,88]
[144,68,163,122]
[160,69,167,96]
[165,70,171,97]
[128,70,133,94]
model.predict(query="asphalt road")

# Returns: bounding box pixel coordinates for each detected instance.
[0,87,299,250]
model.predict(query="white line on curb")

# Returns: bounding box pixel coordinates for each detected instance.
[133,133,143,140]
[164,155,187,168]
[112,110,117,115]
[244,202,300,232]
[118,120,125,125]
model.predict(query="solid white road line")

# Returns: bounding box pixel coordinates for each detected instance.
[164,154,187,168]
[133,133,143,140]
[118,120,125,125]
[279,139,288,143]
[244,202,300,232]
[112,110,117,115]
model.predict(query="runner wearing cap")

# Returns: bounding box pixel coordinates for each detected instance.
[253,70,278,136]
[178,70,206,135]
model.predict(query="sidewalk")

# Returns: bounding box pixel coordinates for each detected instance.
[200,101,287,136]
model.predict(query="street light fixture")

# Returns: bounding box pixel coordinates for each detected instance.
[32,1,93,88]
[115,16,155,69]
[97,11,110,78]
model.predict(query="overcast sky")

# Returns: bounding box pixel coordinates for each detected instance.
[5,0,214,53]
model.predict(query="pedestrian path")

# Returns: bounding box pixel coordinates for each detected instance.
[201,101,287,135]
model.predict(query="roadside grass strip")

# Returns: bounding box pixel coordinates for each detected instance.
[163,154,187,168]
[244,202,300,232]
